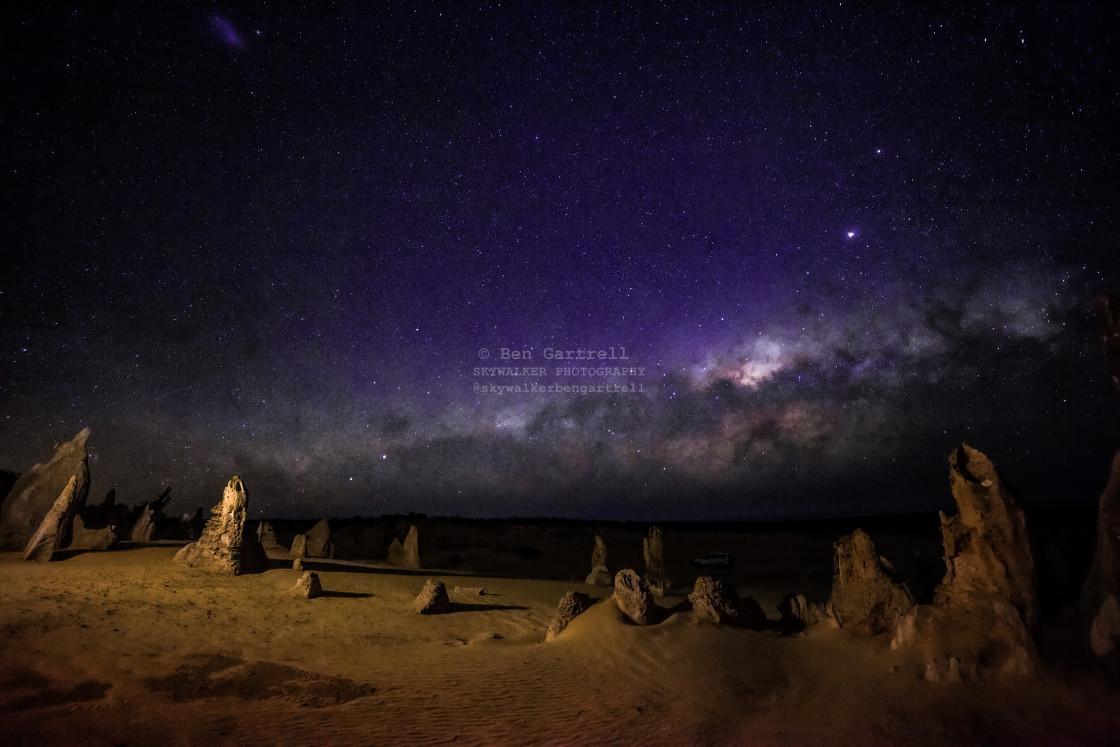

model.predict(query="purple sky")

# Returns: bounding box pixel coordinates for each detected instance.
[2,3,1118,520]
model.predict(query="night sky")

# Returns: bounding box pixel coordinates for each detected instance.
[3,3,1118,521]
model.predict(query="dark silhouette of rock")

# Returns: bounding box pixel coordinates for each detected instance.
[643,526,667,595]
[306,519,333,558]
[779,593,829,628]
[828,529,914,634]
[1064,295,1120,667]
[1097,293,1120,390]
[0,470,19,512]
[688,576,766,627]
[585,567,613,586]
[130,487,172,543]
[80,488,117,527]
[590,534,607,567]
[891,445,1040,681]
[388,525,420,569]
[1080,449,1120,661]
[69,488,120,550]
[0,428,91,551]
[585,534,612,586]
[290,571,323,599]
[130,507,156,543]
[188,507,205,539]
[23,475,83,562]
[173,476,268,575]
[739,596,768,628]
[257,521,284,552]
[614,568,658,625]
[402,525,420,568]
[411,578,451,614]
[1091,597,1120,661]
[546,591,594,641]
[386,538,403,563]
[290,519,333,559]
[69,516,118,551]
[175,511,196,541]
[109,494,132,541]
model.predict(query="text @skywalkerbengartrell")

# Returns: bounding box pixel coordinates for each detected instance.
[473,382,646,394]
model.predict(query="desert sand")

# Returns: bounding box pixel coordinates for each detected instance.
[1,534,1118,746]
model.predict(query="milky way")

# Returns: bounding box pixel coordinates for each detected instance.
[209,15,245,50]
[2,4,1117,520]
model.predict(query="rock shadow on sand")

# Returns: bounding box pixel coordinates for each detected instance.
[144,653,375,708]
[279,558,453,577]
[317,590,374,599]
[0,668,108,714]
[446,602,529,613]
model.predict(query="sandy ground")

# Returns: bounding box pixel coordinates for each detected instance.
[1,544,1118,746]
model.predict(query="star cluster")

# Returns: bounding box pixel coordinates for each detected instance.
[2,3,1117,519]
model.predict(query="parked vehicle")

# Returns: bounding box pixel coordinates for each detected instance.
[692,552,732,568]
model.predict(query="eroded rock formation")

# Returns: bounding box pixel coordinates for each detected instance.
[828,529,914,634]
[411,578,451,614]
[546,591,594,641]
[188,507,205,540]
[891,445,1040,681]
[69,488,121,551]
[614,568,658,625]
[936,445,1039,625]
[23,475,82,562]
[130,487,172,543]
[643,526,667,595]
[257,521,284,552]
[893,600,1036,682]
[0,428,91,551]
[689,576,765,627]
[290,571,323,599]
[779,593,830,628]
[402,525,420,568]
[0,470,18,512]
[290,519,333,559]
[69,515,118,551]
[306,524,331,557]
[388,525,420,569]
[175,508,204,541]
[173,476,268,575]
[585,534,612,586]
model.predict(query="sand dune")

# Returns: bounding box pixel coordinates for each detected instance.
[1,544,1117,745]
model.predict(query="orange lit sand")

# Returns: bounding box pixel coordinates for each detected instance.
[1,545,1116,745]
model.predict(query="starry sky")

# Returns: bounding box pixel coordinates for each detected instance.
[2,2,1118,521]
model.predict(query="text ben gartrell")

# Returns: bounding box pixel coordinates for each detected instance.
[496,346,631,360]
